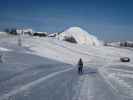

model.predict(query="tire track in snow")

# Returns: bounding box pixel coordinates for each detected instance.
[0,67,75,100]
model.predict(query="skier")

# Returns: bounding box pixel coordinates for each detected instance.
[78,58,83,74]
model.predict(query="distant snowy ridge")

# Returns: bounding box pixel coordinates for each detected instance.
[57,27,101,46]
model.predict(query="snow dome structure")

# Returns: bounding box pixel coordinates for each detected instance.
[57,27,101,46]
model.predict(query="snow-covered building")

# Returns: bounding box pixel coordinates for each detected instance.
[57,27,101,46]
[16,28,34,35]
[48,33,58,37]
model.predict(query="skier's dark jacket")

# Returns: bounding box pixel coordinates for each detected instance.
[78,58,83,67]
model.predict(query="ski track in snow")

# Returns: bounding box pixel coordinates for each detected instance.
[0,67,75,100]
[99,65,133,99]
[74,75,93,100]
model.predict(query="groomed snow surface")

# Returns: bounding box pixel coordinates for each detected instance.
[0,34,133,100]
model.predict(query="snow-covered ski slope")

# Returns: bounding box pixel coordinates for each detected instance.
[0,34,133,100]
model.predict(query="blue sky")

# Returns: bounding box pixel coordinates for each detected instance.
[0,0,133,41]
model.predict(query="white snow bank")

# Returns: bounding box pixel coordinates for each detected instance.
[57,27,101,46]
[0,47,11,51]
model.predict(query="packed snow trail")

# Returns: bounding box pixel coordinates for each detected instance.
[0,67,78,100]
[0,59,75,100]
[1,65,131,100]
[99,64,133,99]
[0,66,75,100]
[73,67,124,100]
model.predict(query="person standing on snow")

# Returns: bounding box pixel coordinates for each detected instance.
[78,58,83,74]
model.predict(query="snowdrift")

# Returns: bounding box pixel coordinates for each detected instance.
[57,27,101,46]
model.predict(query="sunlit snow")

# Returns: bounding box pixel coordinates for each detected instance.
[57,27,101,46]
